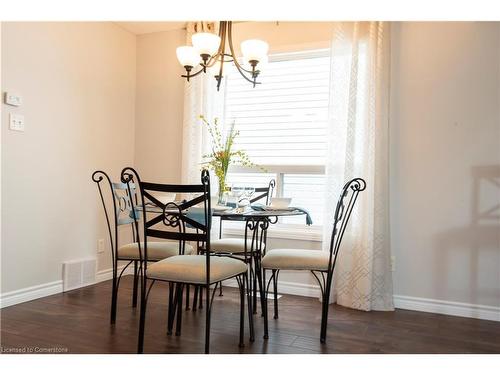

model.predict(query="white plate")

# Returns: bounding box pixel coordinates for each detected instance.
[262,205,294,211]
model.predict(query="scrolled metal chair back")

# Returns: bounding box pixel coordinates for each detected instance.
[120,167,212,275]
[92,170,141,267]
[112,181,140,226]
[326,178,367,278]
[249,179,276,205]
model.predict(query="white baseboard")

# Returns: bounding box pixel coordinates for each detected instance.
[95,264,134,283]
[393,294,500,322]
[223,280,499,322]
[0,280,63,309]
[0,264,133,309]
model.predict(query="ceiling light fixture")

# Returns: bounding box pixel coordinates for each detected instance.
[176,21,269,91]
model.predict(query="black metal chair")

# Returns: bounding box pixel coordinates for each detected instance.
[210,180,275,301]
[261,178,366,343]
[121,168,252,354]
[92,171,195,324]
[216,180,276,240]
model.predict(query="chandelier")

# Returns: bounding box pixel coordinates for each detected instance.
[176,21,269,91]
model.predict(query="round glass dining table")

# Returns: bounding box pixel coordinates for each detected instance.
[144,202,308,317]
[212,206,307,315]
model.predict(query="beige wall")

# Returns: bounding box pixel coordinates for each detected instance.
[1,22,136,293]
[134,29,185,183]
[390,22,500,307]
[230,21,333,54]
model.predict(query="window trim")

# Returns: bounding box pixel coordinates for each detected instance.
[222,223,323,242]
[268,48,331,63]
[229,165,325,174]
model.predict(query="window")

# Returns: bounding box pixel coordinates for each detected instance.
[222,49,331,236]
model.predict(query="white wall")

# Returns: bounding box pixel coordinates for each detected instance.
[390,22,500,308]
[1,22,136,293]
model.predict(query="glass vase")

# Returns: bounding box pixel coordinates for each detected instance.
[217,175,227,205]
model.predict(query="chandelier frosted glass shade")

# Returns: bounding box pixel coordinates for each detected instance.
[176,46,201,68]
[192,32,221,57]
[241,39,269,64]
[176,21,268,90]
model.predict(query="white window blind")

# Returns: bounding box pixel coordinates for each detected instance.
[223,50,331,166]
[223,49,331,229]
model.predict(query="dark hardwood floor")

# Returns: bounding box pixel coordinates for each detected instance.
[1,276,499,354]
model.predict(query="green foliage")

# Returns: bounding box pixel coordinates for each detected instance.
[198,115,264,190]
[199,115,262,181]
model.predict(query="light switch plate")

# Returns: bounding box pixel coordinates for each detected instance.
[97,239,105,253]
[4,92,22,106]
[9,113,25,132]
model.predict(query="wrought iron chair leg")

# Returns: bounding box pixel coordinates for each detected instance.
[252,262,258,314]
[167,282,175,335]
[272,270,279,319]
[204,284,211,354]
[256,257,265,318]
[245,272,255,342]
[185,284,191,311]
[137,283,148,353]
[320,283,331,343]
[132,260,138,308]
[320,299,328,343]
[238,276,245,348]
[262,268,266,296]
[110,269,118,324]
[219,281,223,296]
[175,283,184,336]
[262,268,269,339]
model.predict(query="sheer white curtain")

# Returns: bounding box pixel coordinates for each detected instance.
[181,22,225,185]
[323,22,394,311]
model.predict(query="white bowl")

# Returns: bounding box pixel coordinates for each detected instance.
[270,197,292,209]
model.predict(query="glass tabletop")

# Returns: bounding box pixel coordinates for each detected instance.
[213,206,305,218]
[143,202,306,218]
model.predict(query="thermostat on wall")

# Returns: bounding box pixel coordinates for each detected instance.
[4,92,22,107]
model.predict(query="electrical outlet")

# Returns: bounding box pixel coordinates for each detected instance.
[97,239,105,254]
[391,256,396,272]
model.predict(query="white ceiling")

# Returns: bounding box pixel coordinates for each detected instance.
[116,22,186,35]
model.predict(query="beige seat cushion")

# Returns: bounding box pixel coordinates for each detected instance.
[147,255,247,284]
[118,241,194,261]
[262,249,330,271]
[210,238,265,253]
